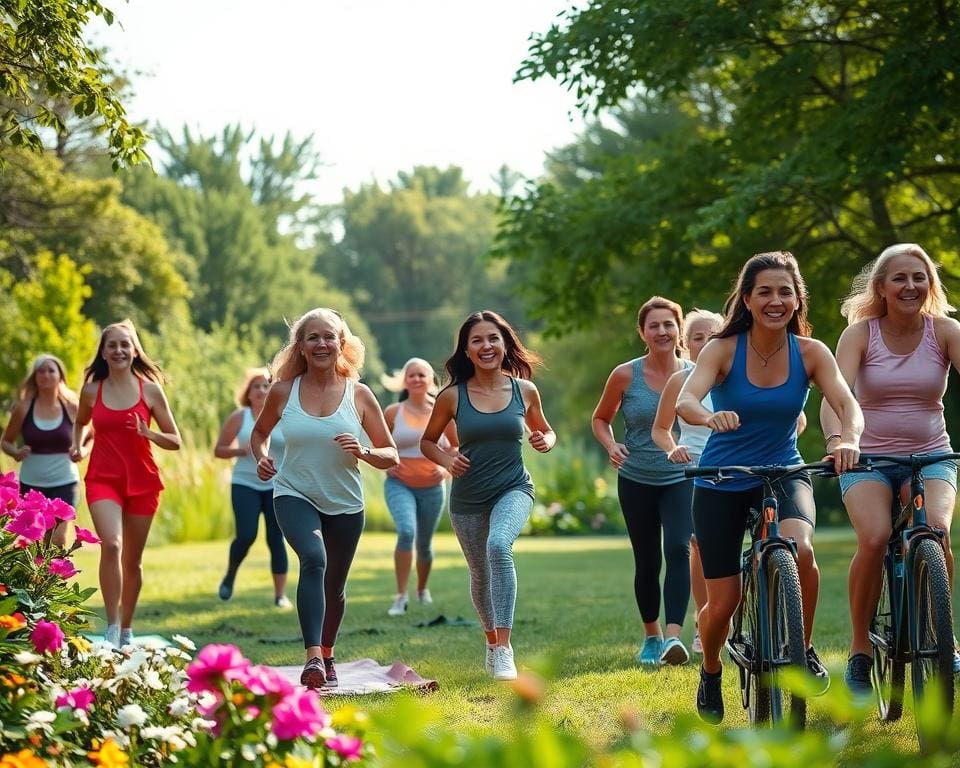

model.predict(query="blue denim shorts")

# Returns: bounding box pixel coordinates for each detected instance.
[838,459,958,498]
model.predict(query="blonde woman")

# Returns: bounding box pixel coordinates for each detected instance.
[821,243,960,694]
[381,358,458,616]
[214,368,289,607]
[1,355,81,547]
[71,321,182,649]
[250,308,398,689]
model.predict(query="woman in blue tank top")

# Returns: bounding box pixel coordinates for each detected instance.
[421,310,556,682]
[676,251,863,724]
[213,367,289,607]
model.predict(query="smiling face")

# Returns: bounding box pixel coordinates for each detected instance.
[640,308,680,355]
[32,359,63,393]
[246,375,270,408]
[403,361,434,394]
[102,326,138,371]
[466,320,506,371]
[743,268,798,332]
[878,253,929,318]
[299,317,342,371]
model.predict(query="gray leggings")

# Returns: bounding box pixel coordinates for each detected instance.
[273,496,364,648]
[450,489,533,631]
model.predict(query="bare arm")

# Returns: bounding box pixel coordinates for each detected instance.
[591,363,630,469]
[421,387,468,476]
[677,340,740,432]
[141,382,182,451]
[520,379,556,453]
[651,369,690,463]
[213,409,246,459]
[251,381,289,480]
[343,384,399,469]
[70,384,96,461]
[819,324,865,456]
[937,316,960,374]
[1,401,29,461]
[807,337,862,472]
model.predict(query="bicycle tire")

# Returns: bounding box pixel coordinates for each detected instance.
[870,558,905,722]
[910,537,955,747]
[740,569,766,723]
[757,548,807,728]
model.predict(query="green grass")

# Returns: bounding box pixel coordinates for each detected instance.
[69,528,960,756]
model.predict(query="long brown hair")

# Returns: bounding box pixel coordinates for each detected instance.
[716,251,811,338]
[444,310,541,384]
[83,320,165,383]
[636,296,684,357]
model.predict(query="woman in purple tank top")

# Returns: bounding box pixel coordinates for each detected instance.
[821,243,960,693]
[1,355,81,547]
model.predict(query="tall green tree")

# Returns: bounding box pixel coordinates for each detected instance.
[0,0,147,167]
[501,0,960,342]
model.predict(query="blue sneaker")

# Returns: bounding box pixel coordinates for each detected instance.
[637,636,663,666]
[953,648,960,676]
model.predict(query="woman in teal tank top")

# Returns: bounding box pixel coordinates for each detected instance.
[421,310,556,682]
[677,251,863,724]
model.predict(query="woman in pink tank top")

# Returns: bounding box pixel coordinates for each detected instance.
[71,320,182,649]
[822,243,960,693]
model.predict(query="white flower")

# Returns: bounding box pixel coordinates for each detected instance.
[117,703,148,729]
[26,710,56,733]
[172,634,196,651]
[143,668,165,690]
[116,650,149,677]
[168,697,192,717]
[15,651,42,665]
[241,744,257,761]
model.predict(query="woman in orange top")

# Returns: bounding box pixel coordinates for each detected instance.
[71,320,181,648]
[382,358,457,616]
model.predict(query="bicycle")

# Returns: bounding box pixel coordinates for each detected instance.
[863,452,959,747]
[686,460,839,728]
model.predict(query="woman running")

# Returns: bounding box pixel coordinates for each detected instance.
[214,367,289,607]
[821,243,960,694]
[421,310,555,681]
[2,355,81,548]
[251,308,398,689]
[677,251,862,723]
[71,321,182,649]
[382,358,458,616]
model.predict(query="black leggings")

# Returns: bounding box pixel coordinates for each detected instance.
[227,485,288,577]
[273,496,364,648]
[618,475,694,626]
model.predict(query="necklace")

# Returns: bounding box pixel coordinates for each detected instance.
[748,333,786,367]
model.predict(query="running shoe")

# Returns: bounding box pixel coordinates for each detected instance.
[387,594,408,616]
[492,645,517,681]
[805,645,830,694]
[323,657,338,688]
[417,588,433,605]
[660,637,690,666]
[696,666,724,724]
[637,636,663,666]
[300,657,326,689]
[844,653,873,698]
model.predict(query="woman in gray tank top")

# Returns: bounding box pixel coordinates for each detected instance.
[421,310,556,682]
[250,308,399,690]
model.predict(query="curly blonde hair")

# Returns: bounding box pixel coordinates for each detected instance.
[840,243,954,324]
[271,308,365,382]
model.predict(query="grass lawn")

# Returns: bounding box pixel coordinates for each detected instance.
[70,529,960,756]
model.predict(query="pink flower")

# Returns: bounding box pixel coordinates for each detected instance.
[47,497,76,522]
[186,644,250,693]
[0,475,18,514]
[30,620,65,654]
[74,527,101,545]
[270,689,330,741]
[48,558,78,579]
[0,471,16,490]
[14,536,30,549]
[4,506,46,542]
[56,686,95,712]
[238,664,294,698]
[326,734,364,761]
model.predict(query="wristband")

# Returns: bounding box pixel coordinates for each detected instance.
[824,433,842,448]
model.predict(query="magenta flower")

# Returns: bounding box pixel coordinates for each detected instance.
[238,664,294,698]
[56,686,95,712]
[0,474,17,514]
[326,734,364,761]
[48,558,78,579]
[4,506,46,542]
[14,536,30,549]
[0,471,16,490]
[30,620,65,654]
[74,527,101,545]
[270,689,330,741]
[186,644,250,693]
[47,497,76,522]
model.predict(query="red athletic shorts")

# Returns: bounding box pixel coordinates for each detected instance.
[85,481,160,516]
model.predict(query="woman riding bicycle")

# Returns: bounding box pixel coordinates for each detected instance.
[677,251,862,724]
[820,243,960,696]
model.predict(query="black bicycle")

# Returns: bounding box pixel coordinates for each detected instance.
[864,452,959,748]
[686,461,838,729]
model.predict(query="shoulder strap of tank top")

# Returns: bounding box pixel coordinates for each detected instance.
[25,397,36,421]
[95,382,104,406]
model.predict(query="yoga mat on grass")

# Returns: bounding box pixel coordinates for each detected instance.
[274,658,438,696]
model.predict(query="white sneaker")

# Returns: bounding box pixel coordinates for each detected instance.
[119,628,134,647]
[417,589,433,605]
[387,594,408,616]
[692,632,703,655]
[484,644,496,675]
[492,645,517,681]
[104,624,120,649]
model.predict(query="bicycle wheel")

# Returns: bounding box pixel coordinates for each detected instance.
[910,537,955,744]
[740,570,769,724]
[870,557,904,722]
[760,548,806,728]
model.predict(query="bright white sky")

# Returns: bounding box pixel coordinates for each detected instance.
[90,0,585,203]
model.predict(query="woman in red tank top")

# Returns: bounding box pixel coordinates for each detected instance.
[71,320,181,649]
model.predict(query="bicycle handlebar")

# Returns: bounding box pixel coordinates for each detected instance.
[684,460,839,481]
[860,452,960,469]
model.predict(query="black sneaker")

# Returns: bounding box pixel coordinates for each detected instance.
[300,656,326,689]
[805,645,830,694]
[323,657,338,688]
[218,578,233,601]
[696,666,724,724]
[844,653,873,698]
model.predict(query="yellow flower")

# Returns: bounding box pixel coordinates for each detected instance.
[86,739,129,767]
[68,635,92,653]
[284,756,315,768]
[0,614,26,631]
[0,748,47,768]
[331,704,368,729]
